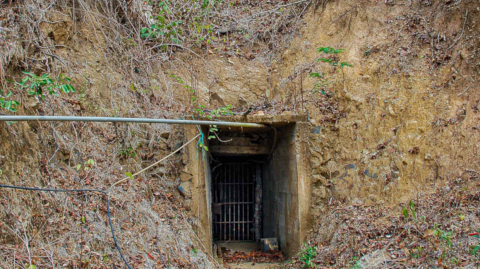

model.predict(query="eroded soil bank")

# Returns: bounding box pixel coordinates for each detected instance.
[0,0,479,268]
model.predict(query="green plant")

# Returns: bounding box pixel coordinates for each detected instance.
[75,159,95,172]
[469,230,479,256]
[349,256,361,269]
[140,1,183,44]
[402,200,417,220]
[410,245,424,259]
[0,90,20,112]
[299,244,317,268]
[17,71,75,100]
[310,47,353,95]
[119,146,137,159]
[433,228,453,247]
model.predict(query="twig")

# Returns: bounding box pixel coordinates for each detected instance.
[457,86,470,97]
[445,10,468,52]
[331,6,355,23]
[109,133,201,191]
[247,0,310,19]
[0,184,133,269]
[155,227,170,268]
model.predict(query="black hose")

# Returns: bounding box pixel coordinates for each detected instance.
[0,184,132,269]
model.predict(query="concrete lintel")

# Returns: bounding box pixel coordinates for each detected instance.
[210,145,270,155]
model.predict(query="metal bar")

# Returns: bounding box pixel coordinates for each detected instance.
[0,115,266,128]
[233,163,236,241]
[214,221,255,224]
[255,164,262,242]
[243,163,246,241]
[229,163,232,241]
[237,164,240,242]
[223,164,227,241]
[213,183,255,185]
[247,164,250,241]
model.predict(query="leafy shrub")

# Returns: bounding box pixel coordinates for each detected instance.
[17,71,75,100]
[310,47,353,95]
[0,90,20,112]
[299,244,317,268]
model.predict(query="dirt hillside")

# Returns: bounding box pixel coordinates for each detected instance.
[0,0,479,268]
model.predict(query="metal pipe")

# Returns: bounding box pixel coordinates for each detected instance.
[0,115,266,128]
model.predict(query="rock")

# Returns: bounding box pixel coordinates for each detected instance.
[260,238,279,251]
[179,171,193,182]
[311,126,322,134]
[160,131,170,140]
[356,250,391,268]
[178,181,192,198]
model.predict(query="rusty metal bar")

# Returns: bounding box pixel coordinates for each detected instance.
[233,163,236,241]
[246,164,250,240]
[255,164,262,242]
[212,162,257,242]
[223,164,226,241]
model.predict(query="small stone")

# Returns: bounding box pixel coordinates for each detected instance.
[160,131,170,140]
[260,238,279,251]
[311,126,322,134]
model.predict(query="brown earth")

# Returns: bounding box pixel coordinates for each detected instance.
[0,0,479,268]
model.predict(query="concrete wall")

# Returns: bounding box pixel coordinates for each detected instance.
[263,124,300,257]
[184,116,312,257]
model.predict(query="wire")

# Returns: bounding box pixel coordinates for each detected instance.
[0,184,132,269]
[109,133,201,191]
[0,132,204,269]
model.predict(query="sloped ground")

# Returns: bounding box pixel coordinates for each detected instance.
[287,178,480,268]
[0,0,479,268]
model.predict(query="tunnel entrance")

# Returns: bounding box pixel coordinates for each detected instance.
[211,159,262,242]
[185,115,311,258]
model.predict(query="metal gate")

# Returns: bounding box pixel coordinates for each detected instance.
[212,163,261,242]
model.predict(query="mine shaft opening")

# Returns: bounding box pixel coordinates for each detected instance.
[206,121,304,257]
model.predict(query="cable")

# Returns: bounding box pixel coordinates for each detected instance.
[0,131,206,268]
[109,133,201,191]
[0,184,132,269]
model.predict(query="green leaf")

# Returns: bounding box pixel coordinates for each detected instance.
[81,215,86,223]
[340,62,353,68]
[126,172,133,179]
[317,58,333,63]
[27,265,36,269]
[208,135,215,140]
[402,207,409,219]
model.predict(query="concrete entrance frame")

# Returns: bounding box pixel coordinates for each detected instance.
[184,115,311,257]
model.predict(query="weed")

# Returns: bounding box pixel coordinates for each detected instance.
[17,71,75,100]
[410,245,424,259]
[402,200,417,220]
[349,256,361,269]
[299,244,317,268]
[75,159,95,172]
[0,90,20,112]
[310,47,353,95]
[119,146,137,159]
[469,230,479,256]
[433,228,453,247]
